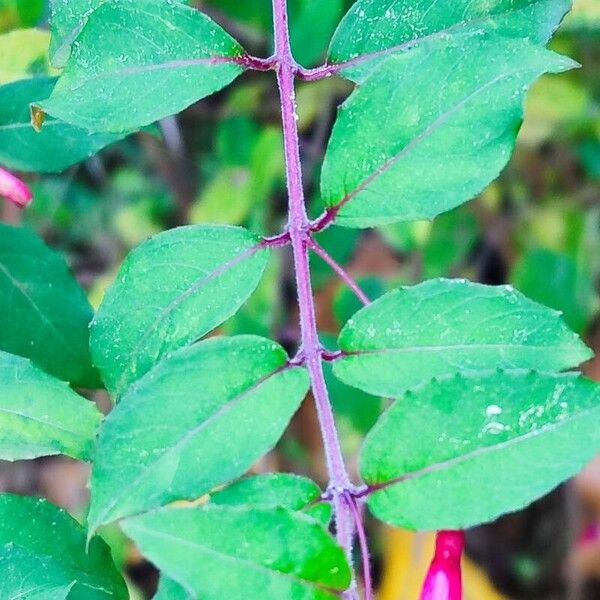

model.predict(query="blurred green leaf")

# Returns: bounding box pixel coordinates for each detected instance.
[0,0,44,32]
[0,77,125,173]
[0,29,55,84]
[0,224,99,387]
[511,247,598,333]
[0,351,101,461]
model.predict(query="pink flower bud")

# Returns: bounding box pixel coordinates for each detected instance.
[0,167,32,208]
[420,530,465,600]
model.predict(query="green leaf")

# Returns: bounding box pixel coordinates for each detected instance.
[121,504,351,599]
[39,0,244,133]
[91,225,270,397]
[0,495,127,600]
[211,473,321,510]
[0,77,124,173]
[0,224,99,388]
[361,371,600,530]
[89,336,309,530]
[329,0,571,81]
[0,545,75,600]
[49,0,112,68]
[0,352,101,461]
[511,247,598,334]
[320,36,576,228]
[334,279,592,397]
[0,29,55,84]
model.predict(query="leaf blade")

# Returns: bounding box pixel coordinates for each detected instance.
[90,224,270,397]
[40,0,244,132]
[0,224,99,387]
[334,279,592,397]
[361,371,600,530]
[0,352,101,461]
[89,336,309,530]
[329,0,571,81]
[122,504,351,599]
[0,495,126,600]
[0,77,125,173]
[321,36,576,227]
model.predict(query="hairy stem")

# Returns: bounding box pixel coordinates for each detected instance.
[271,0,359,593]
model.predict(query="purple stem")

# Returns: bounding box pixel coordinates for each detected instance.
[309,239,371,306]
[271,0,359,593]
[347,496,373,600]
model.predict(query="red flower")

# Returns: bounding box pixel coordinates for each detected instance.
[0,167,32,208]
[420,530,465,600]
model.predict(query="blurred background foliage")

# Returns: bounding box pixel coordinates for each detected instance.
[0,0,599,598]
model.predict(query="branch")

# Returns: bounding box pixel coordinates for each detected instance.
[271,0,358,594]
[308,239,370,306]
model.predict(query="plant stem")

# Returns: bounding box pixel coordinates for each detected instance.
[309,239,371,306]
[271,0,359,592]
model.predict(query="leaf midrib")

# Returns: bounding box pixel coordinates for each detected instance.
[93,362,290,528]
[368,401,600,491]
[108,241,264,395]
[0,260,81,363]
[326,67,528,214]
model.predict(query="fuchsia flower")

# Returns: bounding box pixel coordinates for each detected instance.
[0,166,32,208]
[420,530,465,600]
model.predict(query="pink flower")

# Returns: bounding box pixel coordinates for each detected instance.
[420,530,465,600]
[0,167,32,208]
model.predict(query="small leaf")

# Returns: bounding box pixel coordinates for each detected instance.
[121,504,351,599]
[40,0,244,132]
[361,371,600,530]
[0,77,125,173]
[0,494,127,600]
[320,36,576,227]
[91,225,270,397]
[0,224,99,387]
[89,336,309,530]
[329,0,571,81]
[0,352,101,461]
[334,279,592,397]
